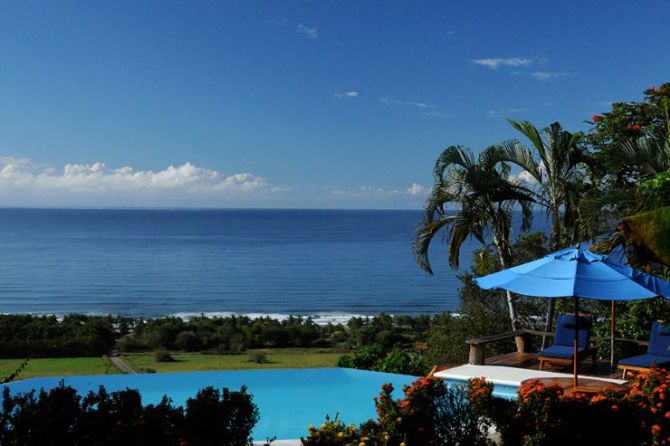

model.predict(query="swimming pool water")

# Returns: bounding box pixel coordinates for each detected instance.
[4,368,416,440]
[440,379,519,400]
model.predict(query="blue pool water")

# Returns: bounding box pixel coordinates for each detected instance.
[441,379,519,400]
[4,368,416,440]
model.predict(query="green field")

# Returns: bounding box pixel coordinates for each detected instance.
[0,357,119,380]
[0,349,344,380]
[123,348,343,373]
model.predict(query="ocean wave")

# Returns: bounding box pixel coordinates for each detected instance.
[168,311,375,325]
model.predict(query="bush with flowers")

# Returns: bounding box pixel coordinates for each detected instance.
[496,368,670,446]
[302,376,491,446]
[301,415,382,446]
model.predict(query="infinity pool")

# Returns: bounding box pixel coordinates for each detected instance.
[4,368,416,440]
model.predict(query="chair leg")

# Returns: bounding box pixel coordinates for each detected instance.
[592,351,597,372]
[539,359,544,371]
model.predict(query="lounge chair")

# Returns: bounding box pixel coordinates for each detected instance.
[538,314,595,371]
[618,321,670,378]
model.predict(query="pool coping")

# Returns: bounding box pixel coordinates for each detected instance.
[433,364,627,387]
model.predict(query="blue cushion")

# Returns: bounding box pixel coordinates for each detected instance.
[619,353,670,368]
[648,322,670,356]
[554,314,591,348]
[538,345,587,359]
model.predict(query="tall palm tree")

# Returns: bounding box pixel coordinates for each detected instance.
[496,121,583,345]
[413,145,534,331]
[498,120,584,249]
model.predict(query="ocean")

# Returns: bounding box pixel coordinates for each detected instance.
[0,208,539,322]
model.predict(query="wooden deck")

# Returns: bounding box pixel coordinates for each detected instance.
[438,351,623,380]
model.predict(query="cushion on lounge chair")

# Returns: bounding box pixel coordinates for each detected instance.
[648,322,670,356]
[538,345,588,359]
[618,353,670,368]
[553,314,592,348]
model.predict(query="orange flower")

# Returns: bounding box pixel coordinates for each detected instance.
[592,114,602,122]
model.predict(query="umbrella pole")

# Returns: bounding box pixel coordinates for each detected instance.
[574,296,579,388]
[611,300,615,369]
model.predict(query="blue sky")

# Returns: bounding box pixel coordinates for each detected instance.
[0,0,668,208]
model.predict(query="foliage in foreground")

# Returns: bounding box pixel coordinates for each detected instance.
[492,367,670,446]
[303,367,670,446]
[302,376,492,446]
[0,384,260,446]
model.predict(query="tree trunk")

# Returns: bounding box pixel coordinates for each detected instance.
[494,237,519,333]
[542,204,561,349]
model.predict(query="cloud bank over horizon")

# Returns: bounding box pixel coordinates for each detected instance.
[0,156,427,209]
[0,157,272,207]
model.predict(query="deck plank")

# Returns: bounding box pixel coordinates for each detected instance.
[463,352,623,380]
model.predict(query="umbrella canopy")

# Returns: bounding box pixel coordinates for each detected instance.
[475,246,670,300]
[474,246,670,388]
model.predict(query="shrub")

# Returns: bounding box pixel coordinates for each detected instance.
[154,349,175,362]
[185,386,259,446]
[336,344,385,370]
[377,348,428,376]
[302,377,490,446]
[301,415,378,445]
[248,351,268,363]
[376,376,490,446]
[0,384,259,446]
[504,378,644,446]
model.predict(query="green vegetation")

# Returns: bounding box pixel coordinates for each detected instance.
[0,314,129,358]
[305,369,670,446]
[123,348,342,373]
[0,384,262,446]
[0,357,118,380]
[414,82,670,364]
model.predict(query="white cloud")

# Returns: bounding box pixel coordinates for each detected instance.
[418,111,453,119]
[487,108,529,118]
[529,71,571,81]
[379,98,434,109]
[0,157,272,206]
[473,57,533,70]
[331,183,426,198]
[296,24,318,39]
[334,91,358,99]
[407,183,425,195]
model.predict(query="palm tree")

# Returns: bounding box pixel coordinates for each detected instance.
[498,120,584,249]
[496,121,583,345]
[413,145,534,331]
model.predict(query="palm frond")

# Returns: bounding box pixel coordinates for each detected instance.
[413,215,456,274]
[433,146,475,181]
[496,139,543,183]
[507,119,546,160]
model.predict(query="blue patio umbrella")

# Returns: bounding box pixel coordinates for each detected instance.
[474,246,670,386]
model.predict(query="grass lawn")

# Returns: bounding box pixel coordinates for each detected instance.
[0,357,119,380]
[123,348,344,373]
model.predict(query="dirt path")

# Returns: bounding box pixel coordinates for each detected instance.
[108,350,137,374]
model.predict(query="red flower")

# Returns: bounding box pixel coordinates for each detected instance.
[592,114,602,122]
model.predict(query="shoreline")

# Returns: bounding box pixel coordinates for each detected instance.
[1,310,456,326]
